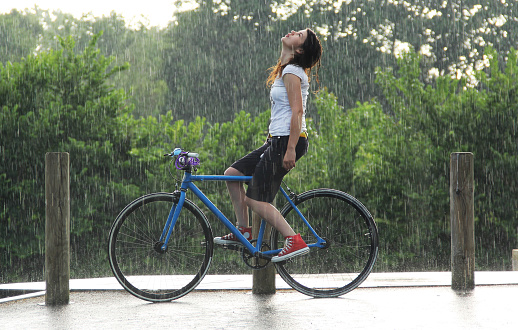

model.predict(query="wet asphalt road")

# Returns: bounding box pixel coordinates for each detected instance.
[1,285,517,329]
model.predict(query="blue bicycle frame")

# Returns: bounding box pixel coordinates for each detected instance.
[158,171,326,257]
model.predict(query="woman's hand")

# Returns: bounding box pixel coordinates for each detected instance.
[283,148,297,170]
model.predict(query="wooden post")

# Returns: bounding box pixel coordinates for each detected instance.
[513,250,518,271]
[252,212,276,294]
[450,152,475,291]
[45,152,70,305]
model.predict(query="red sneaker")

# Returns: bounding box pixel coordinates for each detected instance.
[271,233,309,262]
[214,226,252,245]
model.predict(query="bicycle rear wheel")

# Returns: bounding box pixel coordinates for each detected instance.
[272,188,378,298]
[108,193,213,302]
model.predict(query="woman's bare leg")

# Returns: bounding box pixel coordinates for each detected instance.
[244,197,296,238]
[224,167,249,227]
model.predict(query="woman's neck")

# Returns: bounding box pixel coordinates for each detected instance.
[280,47,295,65]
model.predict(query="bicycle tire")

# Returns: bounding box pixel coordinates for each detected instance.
[272,188,378,298]
[108,192,213,302]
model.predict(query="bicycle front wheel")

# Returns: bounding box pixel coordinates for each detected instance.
[272,189,378,298]
[108,193,213,302]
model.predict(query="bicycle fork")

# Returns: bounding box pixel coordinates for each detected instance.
[157,190,186,252]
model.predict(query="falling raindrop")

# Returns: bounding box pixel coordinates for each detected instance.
[1,1,518,288]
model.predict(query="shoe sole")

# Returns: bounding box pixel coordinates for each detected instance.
[214,238,253,246]
[271,247,310,263]
[214,239,242,245]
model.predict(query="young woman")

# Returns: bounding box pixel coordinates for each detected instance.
[214,28,322,262]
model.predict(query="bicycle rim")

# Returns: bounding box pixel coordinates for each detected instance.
[273,189,378,298]
[108,193,213,302]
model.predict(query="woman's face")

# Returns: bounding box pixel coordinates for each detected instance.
[281,29,307,50]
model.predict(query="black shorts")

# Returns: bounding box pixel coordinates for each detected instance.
[230,136,308,203]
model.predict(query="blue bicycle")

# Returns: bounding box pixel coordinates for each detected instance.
[108,148,379,302]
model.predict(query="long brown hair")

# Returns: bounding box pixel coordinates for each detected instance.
[266,28,322,87]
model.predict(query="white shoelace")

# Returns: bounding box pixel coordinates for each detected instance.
[280,237,294,256]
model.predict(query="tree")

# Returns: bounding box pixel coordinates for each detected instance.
[161,0,517,121]
[376,47,518,269]
[37,10,169,118]
[0,10,42,63]
[0,33,134,281]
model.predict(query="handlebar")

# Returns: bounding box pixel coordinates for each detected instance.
[164,147,199,158]
[164,148,200,171]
